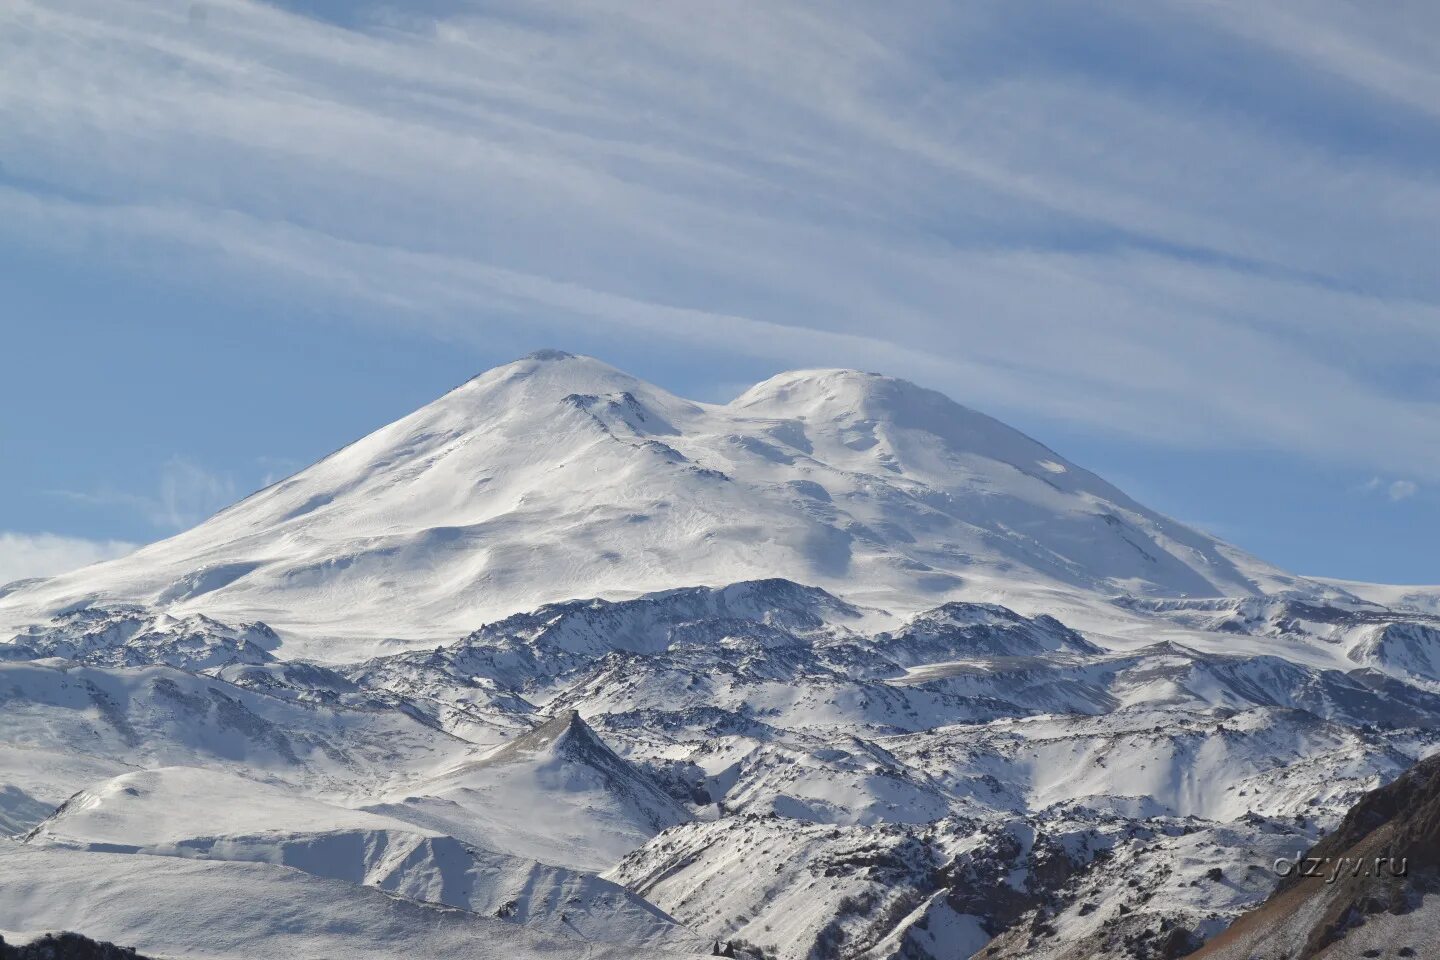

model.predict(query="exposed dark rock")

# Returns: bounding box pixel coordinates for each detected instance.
[0,932,153,960]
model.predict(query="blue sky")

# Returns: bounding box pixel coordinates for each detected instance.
[2,0,1438,586]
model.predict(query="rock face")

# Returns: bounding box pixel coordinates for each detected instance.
[1189,752,1440,960]
[4,608,278,671]
[0,933,150,960]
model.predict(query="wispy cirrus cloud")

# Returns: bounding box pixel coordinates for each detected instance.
[3,0,1440,478]
[55,457,237,532]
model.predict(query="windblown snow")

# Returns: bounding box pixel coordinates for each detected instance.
[1,351,1436,960]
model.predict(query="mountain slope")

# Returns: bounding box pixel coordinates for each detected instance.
[0,352,1335,660]
[1191,751,1440,960]
[0,841,693,960]
[24,766,700,950]
[373,711,691,873]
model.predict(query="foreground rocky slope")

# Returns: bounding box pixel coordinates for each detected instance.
[1189,752,1440,960]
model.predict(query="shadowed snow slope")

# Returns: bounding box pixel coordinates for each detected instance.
[0,841,693,960]
[25,766,700,950]
[0,352,1338,659]
[373,711,691,873]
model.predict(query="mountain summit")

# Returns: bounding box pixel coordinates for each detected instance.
[0,352,1331,656]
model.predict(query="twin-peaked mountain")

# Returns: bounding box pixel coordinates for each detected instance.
[6,351,1440,960]
[0,351,1336,659]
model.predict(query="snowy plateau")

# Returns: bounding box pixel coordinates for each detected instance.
[2,350,1438,960]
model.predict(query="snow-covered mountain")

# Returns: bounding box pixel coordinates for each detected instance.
[0,351,1338,659]
[2,352,1437,960]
